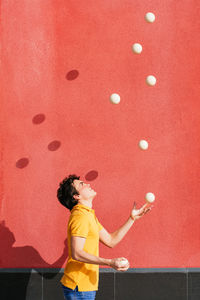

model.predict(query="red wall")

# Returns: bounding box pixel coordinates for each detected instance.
[1,0,200,268]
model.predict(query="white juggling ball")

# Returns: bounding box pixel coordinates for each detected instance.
[145,192,155,203]
[139,140,148,150]
[132,43,143,54]
[110,93,120,104]
[146,75,156,86]
[120,259,129,266]
[145,12,155,23]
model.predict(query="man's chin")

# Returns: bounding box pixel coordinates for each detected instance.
[92,191,97,197]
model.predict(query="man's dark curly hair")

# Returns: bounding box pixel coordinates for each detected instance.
[57,174,80,211]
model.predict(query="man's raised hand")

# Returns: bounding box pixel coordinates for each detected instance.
[130,202,153,221]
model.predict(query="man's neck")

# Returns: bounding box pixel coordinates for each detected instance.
[78,200,93,209]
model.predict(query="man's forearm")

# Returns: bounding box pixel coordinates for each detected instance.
[110,217,135,247]
[73,249,111,266]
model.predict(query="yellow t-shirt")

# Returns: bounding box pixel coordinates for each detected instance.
[61,204,103,291]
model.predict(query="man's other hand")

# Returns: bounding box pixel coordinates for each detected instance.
[110,257,130,271]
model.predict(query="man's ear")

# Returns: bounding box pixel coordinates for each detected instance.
[73,194,80,200]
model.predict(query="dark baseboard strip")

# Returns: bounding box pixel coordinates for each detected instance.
[0,267,200,273]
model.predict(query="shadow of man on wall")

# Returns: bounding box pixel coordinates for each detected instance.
[0,221,68,300]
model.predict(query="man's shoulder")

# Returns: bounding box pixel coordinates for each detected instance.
[68,209,90,230]
[69,208,89,220]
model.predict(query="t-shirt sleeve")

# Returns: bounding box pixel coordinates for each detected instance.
[96,217,103,232]
[69,214,90,238]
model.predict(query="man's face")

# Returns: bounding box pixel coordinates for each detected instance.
[73,180,97,201]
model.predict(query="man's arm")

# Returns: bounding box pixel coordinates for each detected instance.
[71,236,129,271]
[99,202,152,248]
[99,217,134,248]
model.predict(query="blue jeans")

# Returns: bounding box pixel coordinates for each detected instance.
[62,284,96,300]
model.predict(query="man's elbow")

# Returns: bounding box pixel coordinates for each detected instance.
[108,238,116,248]
[101,239,115,248]
[109,235,117,248]
[103,235,116,248]
[109,242,115,248]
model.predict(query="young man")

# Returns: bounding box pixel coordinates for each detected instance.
[57,174,152,300]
